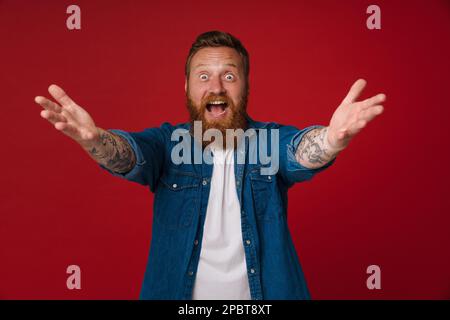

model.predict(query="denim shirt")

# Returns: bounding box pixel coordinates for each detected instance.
[100,117,334,300]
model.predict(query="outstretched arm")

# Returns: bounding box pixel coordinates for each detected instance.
[35,84,136,173]
[86,129,136,174]
[296,79,386,169]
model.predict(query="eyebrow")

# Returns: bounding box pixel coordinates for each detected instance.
[193,63,238,70]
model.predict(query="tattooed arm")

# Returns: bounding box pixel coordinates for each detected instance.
[296,126,340,169]
[86,128,136,174]
[35,84,136,174]
[297,79,386,169]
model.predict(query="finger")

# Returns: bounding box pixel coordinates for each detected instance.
[40,109,67,124]
[48,84,76,107]
[34,96,62,113]
[361,93,386,110]
[358,105,384,122]
[342,79,367,105]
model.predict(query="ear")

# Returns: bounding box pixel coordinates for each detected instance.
[184,77,188,93]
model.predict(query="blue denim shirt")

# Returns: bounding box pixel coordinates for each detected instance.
[100,117,334,300]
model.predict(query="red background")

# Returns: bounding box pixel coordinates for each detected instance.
[1,0,449,299]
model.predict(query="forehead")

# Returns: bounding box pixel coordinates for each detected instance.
[190,47,243,70]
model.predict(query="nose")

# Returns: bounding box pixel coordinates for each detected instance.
[208,76,226,96]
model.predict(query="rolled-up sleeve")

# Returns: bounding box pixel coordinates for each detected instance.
[98,127,166,191]
[279,125,335,187]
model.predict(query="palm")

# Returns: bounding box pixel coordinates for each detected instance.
[35,85,98,145]
[327,79,386,150]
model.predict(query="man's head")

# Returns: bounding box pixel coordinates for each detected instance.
[185,31,250,144]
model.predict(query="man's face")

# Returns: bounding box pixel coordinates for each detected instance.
[185,46,248,138]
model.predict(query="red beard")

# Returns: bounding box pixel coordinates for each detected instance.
[186,91,248,148]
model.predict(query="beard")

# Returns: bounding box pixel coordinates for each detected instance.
[186,90,248,149]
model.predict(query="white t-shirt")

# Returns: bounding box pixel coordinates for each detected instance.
[192,146,251,300]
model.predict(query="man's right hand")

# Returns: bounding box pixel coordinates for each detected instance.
[35,84,136,173]
[35,84,99,149]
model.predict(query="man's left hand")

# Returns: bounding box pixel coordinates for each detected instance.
[326,79,386,152]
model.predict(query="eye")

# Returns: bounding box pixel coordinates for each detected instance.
[199,74,209,80]
[224,73,235,81]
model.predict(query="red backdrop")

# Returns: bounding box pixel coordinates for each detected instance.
[1,0,449,299]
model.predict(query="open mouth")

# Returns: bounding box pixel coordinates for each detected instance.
[206,100,228,118]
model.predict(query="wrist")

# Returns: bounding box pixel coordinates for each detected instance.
[324,127,345,155]
[80,127,102,151]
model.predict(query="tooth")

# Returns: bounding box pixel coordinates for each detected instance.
[209,101,226,105]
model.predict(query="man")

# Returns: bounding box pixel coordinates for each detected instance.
[34,31,386,300]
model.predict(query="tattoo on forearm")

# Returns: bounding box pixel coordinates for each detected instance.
[89,130,136,173]
[296,126,336,168]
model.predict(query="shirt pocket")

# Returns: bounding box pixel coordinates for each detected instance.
[154,169,201,229]
[249,168,281,221]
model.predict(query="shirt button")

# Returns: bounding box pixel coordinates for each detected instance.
[172,183,177,188]
[246,240,251,245]
[188,271,194,276]
[202,180,207,186]
[250,268,255,274]
[194,240,199,245]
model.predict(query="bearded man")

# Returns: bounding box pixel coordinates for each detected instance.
[35,31,386,300]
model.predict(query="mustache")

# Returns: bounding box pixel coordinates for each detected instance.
[186,92,249,148]
[186,90,248,119]
[200,94,232,110]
